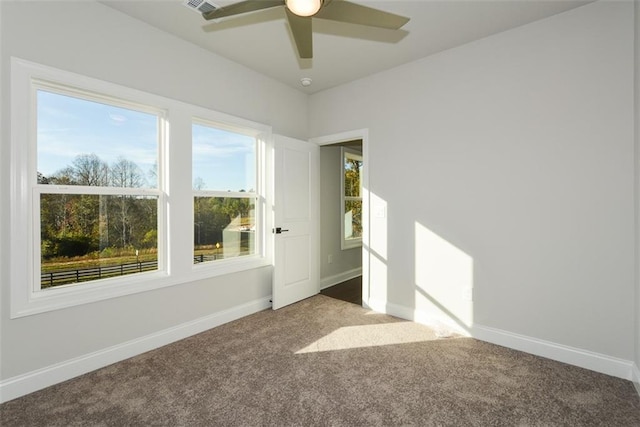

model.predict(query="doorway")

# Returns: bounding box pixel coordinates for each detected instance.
[316,133,366,306]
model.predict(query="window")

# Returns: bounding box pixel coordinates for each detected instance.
[192,121,258,264]
[341,148,363,249]
[36,86,163,290]
[10,58,271,317]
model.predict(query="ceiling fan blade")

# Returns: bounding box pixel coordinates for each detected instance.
[285,9,313,59]
[203,0,284,20]
[314,1,409,30]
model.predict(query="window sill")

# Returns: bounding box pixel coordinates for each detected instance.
[341,238,362,251]
[11,257,271,319]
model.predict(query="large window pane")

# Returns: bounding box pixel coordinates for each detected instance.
[37,90,159,188]
[192,121,258,265]
[193,197,255,263]
[36,87,162,290]
[40,194,158,289]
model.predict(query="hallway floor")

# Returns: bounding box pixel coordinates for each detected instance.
[320,276,362,305]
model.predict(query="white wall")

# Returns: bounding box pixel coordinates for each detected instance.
[311,1,636,368]
[320,146,362,286]
[0,1,307,391]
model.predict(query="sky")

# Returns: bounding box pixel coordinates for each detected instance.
[192,123,255,192]
[37,89,255,192]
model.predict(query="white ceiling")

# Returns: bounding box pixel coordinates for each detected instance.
[101,0,591,94]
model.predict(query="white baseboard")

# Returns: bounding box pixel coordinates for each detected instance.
[633,363,640,397]
[364,297,471,337]
[0,297,271,404]
[472,324,633,380]
[363,298,633,381]
[320,267,362,290]
[364,298,414,321]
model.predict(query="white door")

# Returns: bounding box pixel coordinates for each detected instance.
[272,135,319,310]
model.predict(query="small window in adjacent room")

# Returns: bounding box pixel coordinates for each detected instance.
[192,121,259,265]
[341,147,363,250]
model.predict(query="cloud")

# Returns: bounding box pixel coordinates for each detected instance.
[109,113,127,124]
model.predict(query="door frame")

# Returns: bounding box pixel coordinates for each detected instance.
[310,129,370,305]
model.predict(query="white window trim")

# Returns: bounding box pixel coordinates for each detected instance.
[32,80,168,294]
[341,147,363,250]
[191,117,265,271]
[10,58,272,318]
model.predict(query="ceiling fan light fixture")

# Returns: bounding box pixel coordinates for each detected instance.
[286,0,322,17]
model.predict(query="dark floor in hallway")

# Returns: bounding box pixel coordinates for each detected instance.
[320,276,362,305]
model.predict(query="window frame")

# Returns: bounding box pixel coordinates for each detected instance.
[10,58,272,318]
[33,81,166,293]
[191,118,264,269]
[340,147,363,250]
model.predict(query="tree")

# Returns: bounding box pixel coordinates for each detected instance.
[70,153,109,186]
[148,160,158,188]
[110,157,147,248]
[37,172,50,184]
[194,177,206,245]
[193,176,206,190]
[111,157,146,188]
[344,158,361,197]
[39,155,109,255]
[49,167,75,185]
[39,153,158,259]
[344,156,362,238]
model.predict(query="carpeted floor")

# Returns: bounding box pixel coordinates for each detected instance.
[2,294,639,426]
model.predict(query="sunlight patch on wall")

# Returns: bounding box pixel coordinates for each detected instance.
[365,191,388,309]
[369,192,387,261]
[414,222,474,330]
[295,321,445,354]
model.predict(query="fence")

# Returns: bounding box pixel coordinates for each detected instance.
[193,254,222,263]
[41,254,229,288]
[41,260,158,289]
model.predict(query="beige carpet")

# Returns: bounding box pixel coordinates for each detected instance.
[2,295,639,426]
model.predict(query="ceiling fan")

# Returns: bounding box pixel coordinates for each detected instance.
[199,0,410,59]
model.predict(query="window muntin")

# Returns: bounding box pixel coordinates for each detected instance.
[192,122,259,264]
[342,148,363,249]
[35,86,162,290]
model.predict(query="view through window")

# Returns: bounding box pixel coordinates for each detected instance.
[36,88,161,289]
[192,122,257,264]
[11,59,272,316]
[342,148,363,248]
